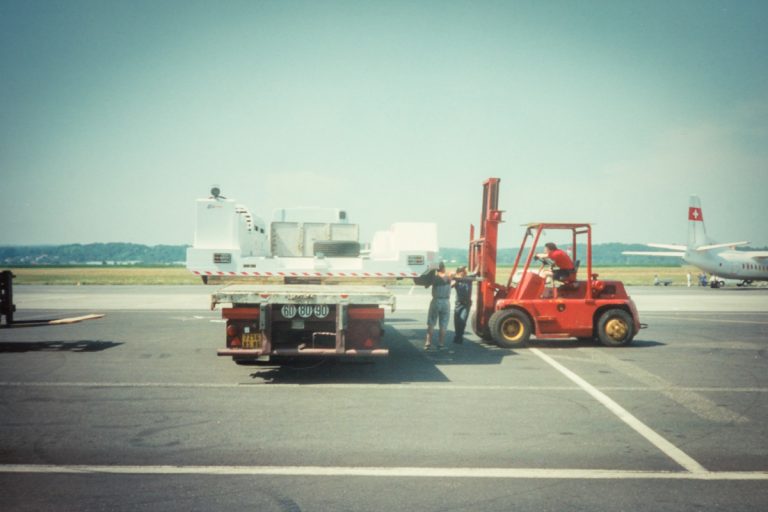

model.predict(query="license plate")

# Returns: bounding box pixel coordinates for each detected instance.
[241,332,262,349]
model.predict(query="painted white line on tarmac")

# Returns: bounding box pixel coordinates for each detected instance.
[0,381,580,390]
[2,381,768,392]
[581,348,750,424]
[531,348,709,474]
[1,464,767,480]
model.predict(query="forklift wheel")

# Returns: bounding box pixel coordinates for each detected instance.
[596,309,635,347]
[470,311,493,342]
[489,309,532,348]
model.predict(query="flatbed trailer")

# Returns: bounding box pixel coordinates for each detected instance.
[213,284,396,362]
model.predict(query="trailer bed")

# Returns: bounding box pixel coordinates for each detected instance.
[212,284,396,310]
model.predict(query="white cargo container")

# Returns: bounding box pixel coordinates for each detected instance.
[187,189,438,280]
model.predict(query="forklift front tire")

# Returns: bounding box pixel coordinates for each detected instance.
[470,311,493,342]
[490,309,532,348]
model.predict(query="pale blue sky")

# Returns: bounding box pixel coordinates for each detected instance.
[2,0,767,248]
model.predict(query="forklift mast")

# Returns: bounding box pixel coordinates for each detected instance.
[468,177,503,336]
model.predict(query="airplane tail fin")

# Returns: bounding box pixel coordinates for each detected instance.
[687,195,708,249]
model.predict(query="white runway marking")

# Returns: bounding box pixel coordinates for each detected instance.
[531,348,709,474]
[580,348,750,424]
[1,464,767,480]
[2,381,767,392]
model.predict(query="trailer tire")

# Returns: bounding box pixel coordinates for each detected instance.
[233,358,260,366]
[596,309,635,347]
[490,309,532,348]
[313,240,361,257]
[470,311,493,341]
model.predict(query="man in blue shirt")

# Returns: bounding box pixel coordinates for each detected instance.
[452,266,472,344]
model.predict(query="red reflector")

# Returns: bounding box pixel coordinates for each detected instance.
[226,324,238,337]
[348,308,385,320]
[222,308,260,320]
[230,337,241,348]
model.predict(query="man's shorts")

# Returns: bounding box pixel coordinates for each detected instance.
[427,298,450,330]
[553,268,575,282]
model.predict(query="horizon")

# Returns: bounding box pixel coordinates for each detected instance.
[3,241,767,250]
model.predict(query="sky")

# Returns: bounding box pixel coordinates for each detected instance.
[1,0,767,249]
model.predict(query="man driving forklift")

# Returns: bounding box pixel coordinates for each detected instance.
[536,242,576,283]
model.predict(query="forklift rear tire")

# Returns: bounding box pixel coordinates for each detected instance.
[596,309,635,347]
[490,309,532,348]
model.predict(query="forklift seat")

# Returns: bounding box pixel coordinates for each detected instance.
[557,259,580,286]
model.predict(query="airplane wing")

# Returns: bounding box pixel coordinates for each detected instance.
[647,243,687,251]
[622,251,686,257]
[749,252,768,261]
[695,241,750,251]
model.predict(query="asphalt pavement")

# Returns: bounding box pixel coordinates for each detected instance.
[1,285,767,511]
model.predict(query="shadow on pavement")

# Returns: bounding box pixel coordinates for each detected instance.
[244,326,663,384]
[0,340,123,353]
[247,326,512,384]
[524,338,666,349]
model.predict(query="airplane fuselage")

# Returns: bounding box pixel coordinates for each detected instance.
[685,249,768,282]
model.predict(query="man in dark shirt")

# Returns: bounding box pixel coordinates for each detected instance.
[452,266,472,344]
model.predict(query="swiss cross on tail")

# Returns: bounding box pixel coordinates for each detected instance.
[688,207,703,221]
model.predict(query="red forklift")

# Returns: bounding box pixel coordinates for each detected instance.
[468,178,644,348]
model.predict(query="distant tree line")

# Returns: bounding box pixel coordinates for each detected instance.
[0,244,188,266]
[2,242,765,267]
[438,244,683,267]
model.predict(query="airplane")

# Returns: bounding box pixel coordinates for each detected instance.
[623,195,768,287]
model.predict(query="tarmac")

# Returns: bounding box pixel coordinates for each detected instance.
[1,285,767,511]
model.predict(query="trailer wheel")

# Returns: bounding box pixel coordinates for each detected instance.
[470,311,493,341]
[596,309,634,347]
[313,240,361,257]
[233,358,260,366]
[489,309,531,348]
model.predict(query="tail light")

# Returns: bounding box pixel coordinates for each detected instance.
[227,322,241,348]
